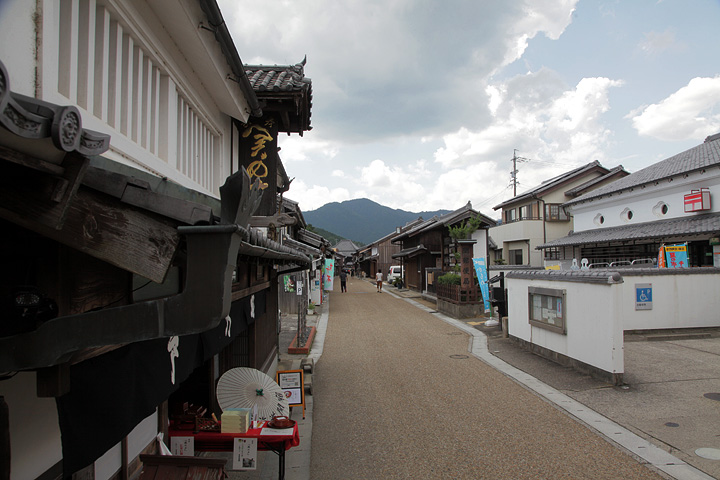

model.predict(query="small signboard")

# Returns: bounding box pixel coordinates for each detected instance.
[665,243,689,268]
[170,436,194,456]
[635,283,652,310]
[232,437,258,470]
[276,369,305,419]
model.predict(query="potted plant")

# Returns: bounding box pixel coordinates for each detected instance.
[307,301,316,315]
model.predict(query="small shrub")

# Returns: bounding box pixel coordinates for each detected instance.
[437,273,461,285]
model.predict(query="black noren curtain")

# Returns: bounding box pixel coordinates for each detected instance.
[56,293,258,475]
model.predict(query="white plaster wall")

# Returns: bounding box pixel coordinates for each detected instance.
[0,372,63,480]
[471,229,489,261]
[0,1,37,95]
[620,271,720,330]
[507,277,624,375]
[95,410,157,479]
[571,171,720,232]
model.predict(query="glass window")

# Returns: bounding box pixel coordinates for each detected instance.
[509,249,523,265]
[545,204,568,221]
[544,247,561,260]
[504,208,517,223]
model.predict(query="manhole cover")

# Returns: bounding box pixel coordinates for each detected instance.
[704,392,720,401]
[450,354,469,359]
[695,448,720,460]
[664,422,679,427]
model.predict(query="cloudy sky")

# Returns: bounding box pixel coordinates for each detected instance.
[219,0,720,217]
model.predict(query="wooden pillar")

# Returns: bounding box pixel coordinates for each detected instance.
[1,396,9,480]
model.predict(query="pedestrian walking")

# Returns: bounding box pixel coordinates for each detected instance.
[375,271,383,292]
[340,269,347,292]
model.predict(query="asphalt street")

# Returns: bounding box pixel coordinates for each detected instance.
[309,277,666,479]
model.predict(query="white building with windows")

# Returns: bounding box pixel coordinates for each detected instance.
[538,133,720,267]
[489,161,629,267]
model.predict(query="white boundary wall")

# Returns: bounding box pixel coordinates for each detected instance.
[619,269,720,330]
[506,272,625,376]
[506,268,720,379]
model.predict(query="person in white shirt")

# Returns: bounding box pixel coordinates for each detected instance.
[375,271,383,292]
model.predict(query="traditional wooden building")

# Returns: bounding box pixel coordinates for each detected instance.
[0,1,312,478]
[392,202,495,293]
[354,218,424,279]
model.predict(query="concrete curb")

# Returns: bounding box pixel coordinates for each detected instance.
[396,293,715,480]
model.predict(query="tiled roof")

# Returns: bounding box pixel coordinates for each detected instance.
[494,161,609,210]
[506,269,623,284]
[566,134,720,206]
[392,244,428,259]
[244,57,313,134]
[564,166,629,197]
[394,201,495,242]
[245,61,310,93]
[538,212,720,249]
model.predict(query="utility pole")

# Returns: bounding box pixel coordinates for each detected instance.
[510,149,529,197]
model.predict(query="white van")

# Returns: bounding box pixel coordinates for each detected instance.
[387,265,404,283]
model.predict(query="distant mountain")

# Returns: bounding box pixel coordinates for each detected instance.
[306,226,346,246]
[304,198,450,245]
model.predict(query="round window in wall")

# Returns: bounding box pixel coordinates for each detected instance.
[593,213,605,226]
[621,207,634,222]
[653,201,669,217]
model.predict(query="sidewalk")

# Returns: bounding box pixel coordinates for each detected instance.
[226,278,719,479]
[224,295,328,480]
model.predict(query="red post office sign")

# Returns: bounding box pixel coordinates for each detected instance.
[684,189,711,212]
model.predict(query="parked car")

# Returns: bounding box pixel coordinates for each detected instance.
[387,265,404,283]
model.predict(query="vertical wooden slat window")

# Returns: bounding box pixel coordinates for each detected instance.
[107,19,122,128]
[94,5,110,121]
[55,0,221,192]
[120,33,133,137]
[58,0,78,100]
[76,0,94,111]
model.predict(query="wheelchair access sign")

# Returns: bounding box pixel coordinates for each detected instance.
[635,283,652,310]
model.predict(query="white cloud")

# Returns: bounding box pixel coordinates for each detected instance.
[288,180,350,212]
[435,72,622,171]
[278,136,338,163]
[358,159,428,207]
[630,77,720,141]
[219,0,579,141]
[331,170,345,178]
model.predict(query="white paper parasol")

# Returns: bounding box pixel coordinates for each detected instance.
[216,367,289,421]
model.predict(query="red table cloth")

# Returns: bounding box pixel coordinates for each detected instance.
[168,424,300,452]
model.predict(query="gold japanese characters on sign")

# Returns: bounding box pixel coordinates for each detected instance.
[242,119,275,190]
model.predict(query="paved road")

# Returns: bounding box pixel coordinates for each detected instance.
[310,277,664,479]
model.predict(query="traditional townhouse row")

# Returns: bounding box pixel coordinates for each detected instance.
[0,1,323,478]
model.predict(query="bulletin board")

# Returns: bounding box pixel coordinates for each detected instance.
[276,369,305,419]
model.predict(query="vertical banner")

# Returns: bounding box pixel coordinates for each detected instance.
[324,259,335,291]
[472,258,491,313]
